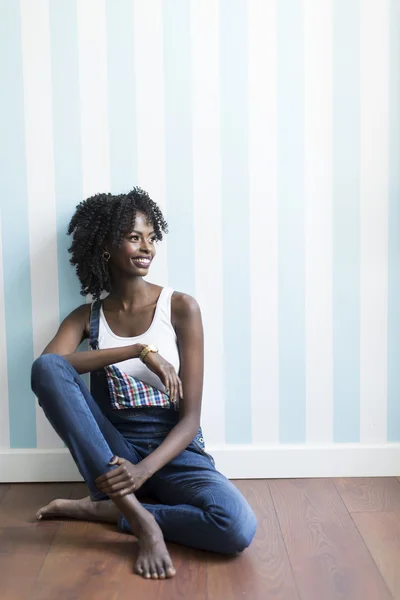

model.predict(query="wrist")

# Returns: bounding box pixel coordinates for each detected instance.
[130,343,146,359]
[139,344,159,363]
[138,457,156,479]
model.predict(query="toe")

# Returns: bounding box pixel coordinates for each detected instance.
[149,559,159,579]
[135,563,143,576]
[164,560,176,578]
[142,559,151,579]
[135,557,146,578]
[157,565,166,580]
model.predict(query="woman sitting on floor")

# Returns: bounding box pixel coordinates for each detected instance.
[31,187,257,580]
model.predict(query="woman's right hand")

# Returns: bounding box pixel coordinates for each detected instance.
[143,351,183,402]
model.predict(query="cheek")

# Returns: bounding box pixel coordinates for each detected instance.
[111,247,133,265]
[120,241,139,255]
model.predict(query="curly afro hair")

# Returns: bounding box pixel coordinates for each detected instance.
[67,187,168,299]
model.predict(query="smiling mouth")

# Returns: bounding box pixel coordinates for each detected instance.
[132,257,152,268]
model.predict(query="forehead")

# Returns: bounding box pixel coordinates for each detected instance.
[130,211,153,231]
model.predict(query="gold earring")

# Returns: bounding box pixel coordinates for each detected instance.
[102,251,110,262]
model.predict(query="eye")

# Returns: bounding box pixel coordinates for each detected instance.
[129,235,140,242]
[149,237,157,244]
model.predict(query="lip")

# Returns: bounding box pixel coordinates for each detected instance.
[131,257,152,268]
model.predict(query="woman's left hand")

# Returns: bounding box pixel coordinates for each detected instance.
[95,456,149,498]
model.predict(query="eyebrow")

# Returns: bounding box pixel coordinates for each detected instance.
[130,229,156,236]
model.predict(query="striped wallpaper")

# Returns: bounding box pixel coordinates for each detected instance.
[0,0,399,452]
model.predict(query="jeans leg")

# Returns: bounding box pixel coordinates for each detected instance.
[119,444,257,554]
[31,353,142,500]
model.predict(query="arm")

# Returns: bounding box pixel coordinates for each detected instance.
[42,304,146,374]
[135,293,204,478]
[96,293,204,496]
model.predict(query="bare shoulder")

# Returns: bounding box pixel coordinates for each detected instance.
[65,303,91,332]
[69,303,91,320]
[171,292,201,325]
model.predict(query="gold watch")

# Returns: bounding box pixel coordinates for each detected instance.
[139,344,159,363]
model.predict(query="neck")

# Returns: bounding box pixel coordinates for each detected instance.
[107,275,151,309]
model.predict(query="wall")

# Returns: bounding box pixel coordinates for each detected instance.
[0,0,399,481]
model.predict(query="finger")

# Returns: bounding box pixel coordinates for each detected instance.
[164,372,171,397]
[159,368,169,392]
[109,487,132,498]
[109,455,124,466]
[101,477,133,493]
[166,373,172,401]
[166,369,175,401]
[173,374,180,402]
[170,372,177,402]
[178,378,184,399]
[101,473,128,486]
[95,465,124,485]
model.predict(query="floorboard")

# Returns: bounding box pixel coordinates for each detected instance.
[0,554,50,600]
[206,480,300,600]
[0,483,74,528]
[30,554,126,600]
[0,484,10,504]
[269,478,393,600]
[0,479,399,599]
[352,511,400,600]
[334,477,400,512]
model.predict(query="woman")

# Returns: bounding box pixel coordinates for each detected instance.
[31,188,257,580]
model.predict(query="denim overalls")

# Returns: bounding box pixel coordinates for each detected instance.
[31,307,257,553]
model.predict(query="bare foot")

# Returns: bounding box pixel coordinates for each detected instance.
[37,496,176,579]
[36,496,119,523]
[134,514,176,580]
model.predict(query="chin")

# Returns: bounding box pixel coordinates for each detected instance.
[131,267,150,276]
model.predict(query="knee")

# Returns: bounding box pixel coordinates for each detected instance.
[224,507,257,554]
[212,498,258,554]
[31,353,68,394]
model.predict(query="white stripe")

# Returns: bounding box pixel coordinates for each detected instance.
[248,0,279,443]
[133,0,168,288]
[360,0,389,443]
[20,0,63,449]
[0,212,10,448]
[191,0,225,445]
[77,0,110,197]
[304,0,334,443]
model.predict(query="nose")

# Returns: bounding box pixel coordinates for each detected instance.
[140,239,151,254]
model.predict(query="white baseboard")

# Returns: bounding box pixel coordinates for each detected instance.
[1,443,400,482]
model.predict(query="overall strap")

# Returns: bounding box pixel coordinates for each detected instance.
[89,299,102,350]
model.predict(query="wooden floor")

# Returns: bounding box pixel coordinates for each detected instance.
[1,478,400,600]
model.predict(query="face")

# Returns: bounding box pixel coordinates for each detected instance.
[106,212,157,277]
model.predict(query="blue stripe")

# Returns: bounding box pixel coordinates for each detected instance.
[106,0,137,193]
[0,0,36,448]
[220,0,252,444]
[333,0,360,442]
[277,0,306,443]
[387,0,400,441]
[49,0,83,323]
[163,0,195,295]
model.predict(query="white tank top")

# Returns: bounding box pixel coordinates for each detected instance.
[98,287,180,394]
